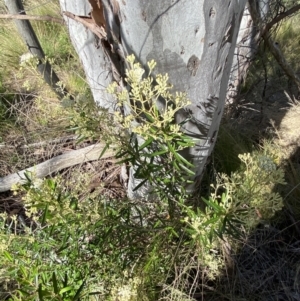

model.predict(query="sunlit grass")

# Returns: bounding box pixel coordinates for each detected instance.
[276,13,300,71]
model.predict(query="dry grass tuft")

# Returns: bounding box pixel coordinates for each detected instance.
[208,224,300,301]
[275,98,300,158]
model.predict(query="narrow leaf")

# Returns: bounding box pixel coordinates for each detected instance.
[99,143,109,159]
[41,204,49,225]
[52,272,59,294]
[178,162,195,176]
[174,151,194,167]
[38,284,44,301]
[3,251,13,262]
[148,149,168,157]
[139,137,154,150]
[73,280,86,300]
[133,179,148,191]
[59,286,73,295]
[202,197,224,212]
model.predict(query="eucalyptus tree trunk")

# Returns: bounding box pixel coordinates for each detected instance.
[226,0,270,105]
[59,0,247,199]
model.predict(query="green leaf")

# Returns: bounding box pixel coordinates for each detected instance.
[176,140,194,147]
[116,157,130,164]
[20,265,28,278]
[167,141,194,167]
[24,171,33,183]
[134,136,139,152]
[139,137,154,150]
[229,217,245,224]
[73,280,86,301]
[38,284,45,301]
[76,135,86,144]
[202,216,220,227]
[3,250,13,262]
[148,148,168,157]
[116,150,130,159]
[226,220,242,239]
[178,116,192,125]
[52,272,59,294]
[69,197,78,210]
[48,178,57,190]
[202,197,225,213]
[166,227,179,238]
[99,143,110,159]
[17,289,31,296]
[133,179,148,191]
[178,162,195,176]
[63,273,68,287]
[174,151,194,167]
[41,204,49,225]
[144,112,155,123]
[172,160,181,171]
[60,286,73,295]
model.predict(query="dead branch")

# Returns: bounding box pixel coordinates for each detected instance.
[0,14,64,24]
[248,1,300,90]
[262,4,300,36]
[0,143,115,192]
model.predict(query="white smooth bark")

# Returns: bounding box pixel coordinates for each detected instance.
[59,1,117,110]
[60,0,247,198]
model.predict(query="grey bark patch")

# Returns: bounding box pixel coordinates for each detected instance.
[209,7,216,18]
[187,55,201,76]
[141,10,147,21]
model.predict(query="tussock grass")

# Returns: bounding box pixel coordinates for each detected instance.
[0,0,91,178]
[276,13,300,72]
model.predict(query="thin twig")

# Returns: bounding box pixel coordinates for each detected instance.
[0,13,64,24]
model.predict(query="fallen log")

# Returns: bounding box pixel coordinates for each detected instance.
[0,143,115,192]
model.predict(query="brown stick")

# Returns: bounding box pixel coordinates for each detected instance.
[0,13,64,24]
[0,143,115,192]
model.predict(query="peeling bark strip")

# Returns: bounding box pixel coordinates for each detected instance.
[187,55,201,76]
[63,11,107,40]
[60,0,247,198]
[88,0,106,28]
[0,143,115,192]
